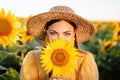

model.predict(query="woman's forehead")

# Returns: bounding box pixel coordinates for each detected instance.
[47,20,74,30]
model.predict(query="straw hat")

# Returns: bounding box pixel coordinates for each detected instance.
[27,6,96,43]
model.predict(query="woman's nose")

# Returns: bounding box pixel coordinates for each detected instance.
[58,34,64,39]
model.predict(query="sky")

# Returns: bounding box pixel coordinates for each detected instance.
[0,0,120,21]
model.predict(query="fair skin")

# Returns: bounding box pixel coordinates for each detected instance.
[46,20,76,80]
[46,20,76,41]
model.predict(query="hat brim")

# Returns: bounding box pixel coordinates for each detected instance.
[27,12,96,43]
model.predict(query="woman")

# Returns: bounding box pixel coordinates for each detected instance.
[20,6,99,80]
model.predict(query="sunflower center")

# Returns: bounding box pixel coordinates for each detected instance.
[118,31,120,36]
[51,48,69,66]
[0,19,12,36]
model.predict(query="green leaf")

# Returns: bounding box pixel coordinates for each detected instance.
[0,75,7,80]
[2,74,17,80]
[0,65,6,70]
[0,51,8,62]
[0,54,21,72]
[2,68,20,80]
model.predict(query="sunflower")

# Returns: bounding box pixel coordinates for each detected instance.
[21,31,34,44]
[93,21,102,31]
[40,39,78,78]
[0,8,21,48]
[113,26,120,41]
[19,17,34,44]
[112,22,119,30]
[100,40,117,52]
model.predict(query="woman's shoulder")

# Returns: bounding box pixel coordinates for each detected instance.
[23,49,42,61]
[77,50,99,80]
[78,49,94,58]
[27,46,42,54]
[27,49,41,54]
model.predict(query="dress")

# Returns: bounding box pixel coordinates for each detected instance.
[20,50,99,80]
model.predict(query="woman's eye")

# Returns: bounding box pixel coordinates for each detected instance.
[50,32,56,35]
[65,33,71,36]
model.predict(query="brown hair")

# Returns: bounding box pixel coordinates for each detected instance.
[45,19,77,30]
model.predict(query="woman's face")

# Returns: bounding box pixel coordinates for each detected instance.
[46,20,76,42]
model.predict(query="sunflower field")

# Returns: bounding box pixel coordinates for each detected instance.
[0,8,120,80]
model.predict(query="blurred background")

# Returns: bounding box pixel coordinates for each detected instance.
[0,0,120,80]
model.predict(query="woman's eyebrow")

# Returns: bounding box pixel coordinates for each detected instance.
[64,30,73,33]
[48,30,56,32]
[48,30,73,33]
[47,30,57,33]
